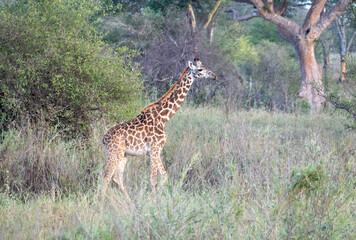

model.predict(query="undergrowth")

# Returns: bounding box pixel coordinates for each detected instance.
[0,108,355,239]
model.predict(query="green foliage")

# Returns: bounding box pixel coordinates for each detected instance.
[146,0,223,18]
[348,56,356,80]
[292,164,324,193]
[214,21,259,66]
[247,40,300,110]
[244,18,286,45]
[211,15,302,111]
[147,0,190,12]
[0,0,142,135]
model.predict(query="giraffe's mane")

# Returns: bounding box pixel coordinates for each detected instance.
[140,83,178,113]
[140,66,190,113]
[179,66,190,81]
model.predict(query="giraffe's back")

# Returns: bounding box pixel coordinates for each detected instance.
[103,114,153,156]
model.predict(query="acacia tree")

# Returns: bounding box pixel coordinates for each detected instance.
[232,0,355,109]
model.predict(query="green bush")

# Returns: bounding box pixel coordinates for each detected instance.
[249,40,300,110]
[0,0,142,136]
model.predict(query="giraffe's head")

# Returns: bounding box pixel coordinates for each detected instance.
[188,58,217,80]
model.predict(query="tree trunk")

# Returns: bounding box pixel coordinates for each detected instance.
[333,18,347,82]
[295,38,324,110]
[340,59,347,82]
[332,16,354,83]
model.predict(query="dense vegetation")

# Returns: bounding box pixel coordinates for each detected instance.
[0,0,355,239]
[0,0,142,136]
[1,109,355,238]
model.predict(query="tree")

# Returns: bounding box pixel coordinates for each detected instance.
[0,0,142,136]
[332,6,356,82]
[232,0,355,110]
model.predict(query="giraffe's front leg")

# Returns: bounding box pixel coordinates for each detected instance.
[150,159,158,191]
[150,152,167,190]
[149,136,168,190]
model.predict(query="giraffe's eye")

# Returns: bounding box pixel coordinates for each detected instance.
[198,69,203,72]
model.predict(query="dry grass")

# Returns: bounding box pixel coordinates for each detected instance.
[0,107,355,239]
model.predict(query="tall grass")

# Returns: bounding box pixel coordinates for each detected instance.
[0,108,355,239]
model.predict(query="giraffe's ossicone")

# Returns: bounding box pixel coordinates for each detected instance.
[101,59,217,197]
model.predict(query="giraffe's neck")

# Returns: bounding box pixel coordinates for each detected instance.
[158,67,195,125]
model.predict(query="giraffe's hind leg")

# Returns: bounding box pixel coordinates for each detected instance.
[102,135,126,197]
[113,157,131,199]
[102,152,119,197]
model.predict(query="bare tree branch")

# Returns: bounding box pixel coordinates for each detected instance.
[266,0,274,12]
[308,0,355,41]
[333,16,344,41]
[167,33,179,48]
[186,3,196,34]
[276,0,288,15]
[302,0,328,30]
[186,2,222,57]
[235,12,259,21]
[236,0,300,41]
[186,3,198,57]
[204,0,222,29]
[291,3,312,7]
[232,0,254,5]
[325,94,356,120]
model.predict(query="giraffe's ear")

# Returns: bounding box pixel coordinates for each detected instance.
[188,61,196,69]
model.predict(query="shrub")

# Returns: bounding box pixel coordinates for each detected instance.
[0,0,142,136]
[249,40,300,111]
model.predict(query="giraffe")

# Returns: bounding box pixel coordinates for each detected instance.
[101,59,217,197]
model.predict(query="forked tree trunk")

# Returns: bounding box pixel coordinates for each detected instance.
[295,38,324,110]
[333,18,348,82]
[332,16,354,83]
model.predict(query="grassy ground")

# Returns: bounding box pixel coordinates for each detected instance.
[0,108,355,239]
